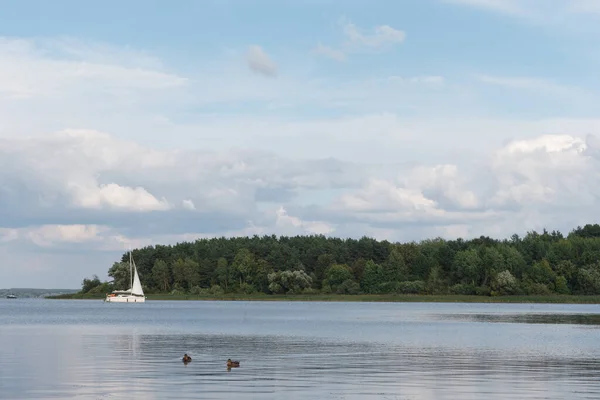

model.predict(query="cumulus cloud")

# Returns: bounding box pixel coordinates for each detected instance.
[68,183,170,212]
[0,129,172,220]
[3,125,600,287]
[3,129,600,246]
[0,129,364,237]
[1,33,599,288]
[336,180,437,213]
[15,129,600,232]
[488,134,595,209]
[274,206,335,236]
[182,199,196,210]
[245,45,277,77]
[314,133,600,236]
[406,165,479,210]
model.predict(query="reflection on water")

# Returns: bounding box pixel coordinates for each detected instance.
[440,313,600,326]
[1,300,600,399]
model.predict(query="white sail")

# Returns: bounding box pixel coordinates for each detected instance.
[131,260,144,296]
[105,250,146,303]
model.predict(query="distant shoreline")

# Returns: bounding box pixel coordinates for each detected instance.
[46,293,600,304]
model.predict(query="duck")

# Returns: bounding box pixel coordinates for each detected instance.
[182,354,192,363]
[227,358,240,368]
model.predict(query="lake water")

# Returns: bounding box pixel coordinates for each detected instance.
[1,300,600,399]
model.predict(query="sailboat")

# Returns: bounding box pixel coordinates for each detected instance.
[105,250,146,303]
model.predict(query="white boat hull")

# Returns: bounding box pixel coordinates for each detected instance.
[105,295,146,303]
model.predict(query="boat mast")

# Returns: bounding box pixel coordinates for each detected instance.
[129,245,133,291]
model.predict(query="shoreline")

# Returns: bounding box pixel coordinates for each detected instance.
[46,293,600,304]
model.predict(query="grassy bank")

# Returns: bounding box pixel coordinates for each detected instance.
[46,293,600,303]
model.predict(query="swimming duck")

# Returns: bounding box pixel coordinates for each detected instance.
[227,358,240,368]
[182,354,192,363]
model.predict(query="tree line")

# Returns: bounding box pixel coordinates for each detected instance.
[80,224,600,297]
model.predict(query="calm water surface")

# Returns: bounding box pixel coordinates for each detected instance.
[1,299,600,399]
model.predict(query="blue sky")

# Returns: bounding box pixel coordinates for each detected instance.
[1,0,600,288]
[2,0,596,121]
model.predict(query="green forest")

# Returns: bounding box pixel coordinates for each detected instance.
[79,224,600,298]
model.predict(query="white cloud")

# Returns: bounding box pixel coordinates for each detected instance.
[2,208,334,252]
[312,43,347,61]
[570,0,600,15]
[407,165,480,210]
[245,45,277,77]
[488,134,595,209]
[1,34,600,288]
[0,224,131,250]
[336,179,437,213]
[343,22,406,48]
[468,74,595,123]
[5,120,600,242]
[0,228,18,243]
[3,39,591,167]
[313,20,405,61]
[0,37,186,101]
[3,125,600,286]
[0,37,467,151]
[498,134,586,155]
[476,74,584,98]
[320,133,600,234]
[442,0,600,25]
[0,128,365,240]
[274,206,335,235]
[0,129,173,215]
[182,199,196,210]
[388,75,445,85]
[26,224,107,248]
[68,183,171,212]
[0,37,191,146]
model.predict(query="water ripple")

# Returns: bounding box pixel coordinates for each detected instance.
[1,300,600,399]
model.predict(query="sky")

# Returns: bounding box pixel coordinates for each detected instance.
[1,0,600,288]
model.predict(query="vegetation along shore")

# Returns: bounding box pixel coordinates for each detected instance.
[55,223,600,303]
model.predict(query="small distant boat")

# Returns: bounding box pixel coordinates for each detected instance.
[105,250,146,303]
[6,294,17,299]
